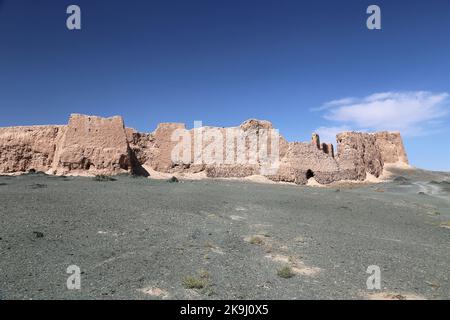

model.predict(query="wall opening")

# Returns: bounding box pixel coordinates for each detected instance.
[306,169,314,180]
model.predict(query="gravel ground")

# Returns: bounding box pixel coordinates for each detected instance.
[0,170,449,300]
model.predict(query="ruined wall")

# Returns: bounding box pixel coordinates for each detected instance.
[374,132,409,164]
[131,119,341,184]
[336,132,384,181]
[0,125,65,173]
[0,114,132,176]
[51,114,131,175]
[335,131,409,181]
[267,142,340,184]
[204,120,285,179]
[321,143,334,158]
[126,128,155,176]
[0,114,409,184]
[131,120,275,176]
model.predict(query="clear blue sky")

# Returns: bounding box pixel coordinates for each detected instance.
[1,0,449,171]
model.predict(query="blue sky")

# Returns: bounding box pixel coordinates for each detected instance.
[0,0,449,170]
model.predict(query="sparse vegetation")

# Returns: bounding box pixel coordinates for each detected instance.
[167,176,179,183]
[33,231,44,238]
[440,221,450,228]
[204,241,216,249]
[277,265,295,279]
[199,269,210,279]
[29,183,47,189]
[182,269,210,289]
[393,176,409,183]
[425,281,440,288]
[93,174,116,182]
[3,165,450,299]
[182,275,207,289]
[249,235,264,245]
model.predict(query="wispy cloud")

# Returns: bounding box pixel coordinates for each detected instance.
[313,91,449,141]
[311,97,357,111]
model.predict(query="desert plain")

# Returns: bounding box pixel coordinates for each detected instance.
[0,166,449,300]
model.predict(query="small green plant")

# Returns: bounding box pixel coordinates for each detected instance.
[93,174,116,182]
[182,276,207,289]
[277,265,295,279]
[249,236,264,245]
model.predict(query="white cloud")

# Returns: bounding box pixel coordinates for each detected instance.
[315,91,449,137]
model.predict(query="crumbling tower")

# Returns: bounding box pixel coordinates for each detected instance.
[321,143,334,158]
[311,133,321,149]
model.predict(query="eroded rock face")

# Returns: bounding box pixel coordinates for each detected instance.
[0,114,409,184]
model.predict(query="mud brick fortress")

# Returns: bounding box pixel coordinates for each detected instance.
[0,114,408,184]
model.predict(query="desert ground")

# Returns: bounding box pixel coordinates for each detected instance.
[0,167,449,300]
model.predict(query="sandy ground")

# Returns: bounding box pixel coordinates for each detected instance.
[0,167,449,300]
